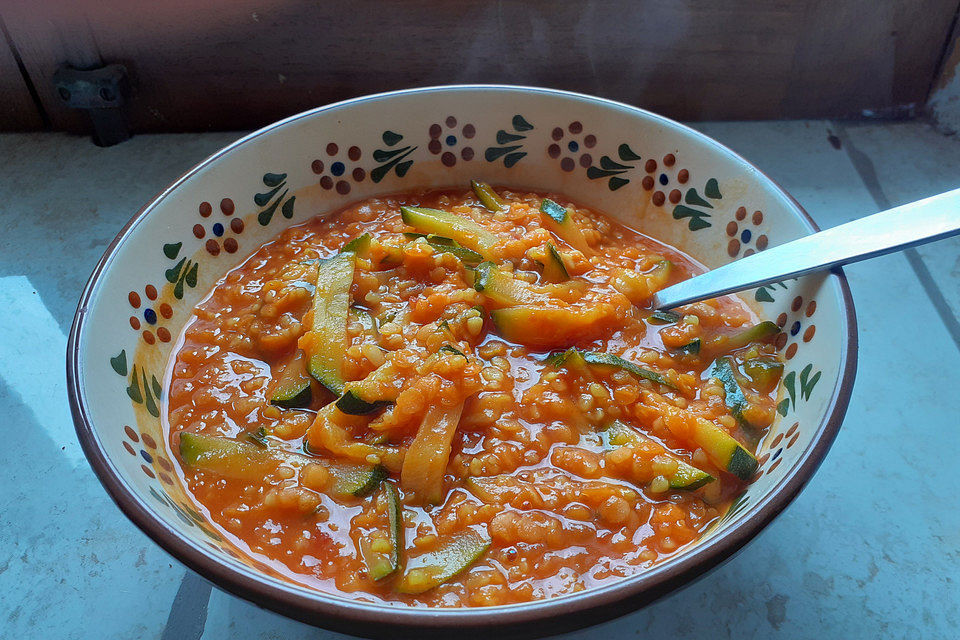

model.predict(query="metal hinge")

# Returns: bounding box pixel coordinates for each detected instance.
[52,63,131,146]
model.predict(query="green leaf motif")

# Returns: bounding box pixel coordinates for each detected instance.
[382,130,403,146]
[705,178,722,199]
[684,188,713,208]
[371,145,417,183]
[672,204,712,231]
[755,287,775,303]
[110,350,128,376]
[165,257,186,284]
[151,374,163,399]
[512,115,534,131]
[162,242,182,260]
[799,364,821,401]
[126,365,143,403]
[254,185,283,207]
[142,369,159,417]
[782,371,797,411]
[618,144,642,161]
[777,398,791,416]
[262,172,287,188]
[281,195,296,219]
[496,130,525,144]
[600,156,632,171]
[485,145,522,162]
[609,177,629,191]
[257,189,288,226]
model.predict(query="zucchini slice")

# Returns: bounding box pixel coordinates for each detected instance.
[539,198,591,253]
[269,350,313,409]
[396,529,491,594]
[742,355,784,394]
[691,417,758,481]
[361,483,403,581]
[400,206,499,259]
[471,180,506,212]
[178,433,386,497]
[471,262,544,306]
[489,306,611,348]
[647,309,681,325]
[710,357,750,427]
[546,348,677,389]
[714,321,780,351]
[677,338,701,355]
[603,421,713,490]
[335,362,398,415]
[400,402,464,506]
[350,306,381,343]
[541,242,570,283]
[403,232,484,266]
[341,233,372,255]
[302,252,354,394]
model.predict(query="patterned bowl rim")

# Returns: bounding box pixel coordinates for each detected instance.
[67,84,858,638]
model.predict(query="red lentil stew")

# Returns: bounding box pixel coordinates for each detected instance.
[167,183,783,606]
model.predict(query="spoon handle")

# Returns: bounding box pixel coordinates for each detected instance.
[653,188,960,310]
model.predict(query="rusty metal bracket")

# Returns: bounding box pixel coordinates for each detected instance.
[52,64,131,146]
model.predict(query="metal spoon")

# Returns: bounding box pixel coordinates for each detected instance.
[653,188,960,310]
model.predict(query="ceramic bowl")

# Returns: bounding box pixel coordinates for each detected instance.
[68,85,856,638]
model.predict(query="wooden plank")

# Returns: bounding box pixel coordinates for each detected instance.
[1,0,958,132]
[0,16,43,130]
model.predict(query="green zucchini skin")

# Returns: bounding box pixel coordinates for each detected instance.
[541,242,570,282]
[546,348,677,389]
[400,206,498,258]
[178,433,386,497]
[335,390,393,416]
[305,252,355,395]
[727,321,780,349]
[647,310,681,325]
[269,350,313,409]
[471,180,506,212]
[403,232,484,266]
[362,483,403,581]
[396,529,491,594]
[603,421,713,490]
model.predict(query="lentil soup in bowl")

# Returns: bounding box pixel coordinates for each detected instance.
[68,86,856,638]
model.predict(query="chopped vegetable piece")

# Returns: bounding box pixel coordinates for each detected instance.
[710,357,750,427]
[644,260,674,292]
[244,426,270,449]
[438,344,467,358]
[490,306,613,348]
[539,198,591,253]
[718,321,781,351]
[301,252,354,394]
[178,433,386,496]
[350,306,381,343]
[471,180,506,212]
[400,206,499,258]
[603,421,713,490]
[742,356,784,394]
[361,483,403,580]
[401,402,464,505]
[471,261,584,306]
[541,242,570,283]
[341,233,371,255]
[396,529,491,594]
[648,310,681,325]
[403,232,484,266]
[677,338,701,355]
[547,348,677,389]
[269,349,313,409]
[336,362,398,415]
[692,417,757,481]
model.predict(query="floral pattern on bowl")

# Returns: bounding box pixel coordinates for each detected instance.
[68,85,855,638]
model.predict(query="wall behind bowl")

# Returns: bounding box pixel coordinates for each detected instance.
[1,0,958,133]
